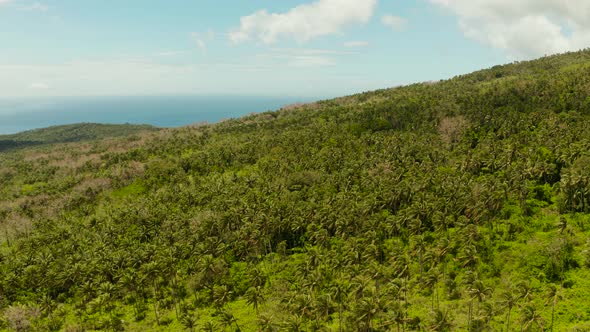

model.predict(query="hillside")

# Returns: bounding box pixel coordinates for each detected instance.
[2,50,590,331]
[0,123,159,153]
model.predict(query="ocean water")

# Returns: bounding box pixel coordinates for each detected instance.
[0,95,312,135]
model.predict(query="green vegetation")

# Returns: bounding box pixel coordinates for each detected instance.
[0,123,159,152]
[3,50,590,331]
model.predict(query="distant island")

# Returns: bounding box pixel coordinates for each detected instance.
[0,123,159,153]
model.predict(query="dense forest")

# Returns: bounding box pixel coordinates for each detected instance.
[2,50,590,331]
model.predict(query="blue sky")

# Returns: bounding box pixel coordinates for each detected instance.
[0,0,588,98]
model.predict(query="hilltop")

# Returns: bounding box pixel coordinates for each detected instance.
[2,50,590,331]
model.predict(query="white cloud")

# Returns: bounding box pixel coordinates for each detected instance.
[154,51,185,57]
[29,82,49,89]
[192,35,206,53]
[272,48,355,56]
[191,30,215,54]
[0,0,12,5]
[344,41,369,47]
[381,15,408,31]
[1,60,223,97]
[288,55,337,67]
[229,0,378,44]
[255,48,350,68]
[431,0,590,59]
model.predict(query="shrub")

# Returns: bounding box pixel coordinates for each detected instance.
[3,304,40,332]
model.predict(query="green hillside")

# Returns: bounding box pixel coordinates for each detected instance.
[2,50,590,331]
[0,123,159,153]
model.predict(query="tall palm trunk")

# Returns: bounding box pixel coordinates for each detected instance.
[468,299,473,331]
[506,307,511,332]
[338,304,343,332]
[403,280,408,332]
[152,280,160,325]
[550,297,556,332]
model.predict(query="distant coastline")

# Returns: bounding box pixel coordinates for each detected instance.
[0,95,315,135]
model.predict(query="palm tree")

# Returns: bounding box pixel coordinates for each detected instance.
[314,293,333,320]
[516,280,534,303]
[247,266,267,288]
[499,289,518,332]
[197,254,225,301]
[201,320,216,332]
[425,268,441,310]
[39,293,56,315]
[351,275,373,300]
[477,301,495,330]
[180,313,197,332]
[381,301,404,332]
[545,284,561,332]
[245,286,264,313]
[428,309,452,331]
[293,293,314,319]
[282,313,304,332]
[141,261,161,325]
[432,238,450,277]
[520,304,545,331]
[119,269,143,318]
[556,216,568,234]
[354,294,386,332]
[467,279,491,330]
[256,313,277,332]
[459,244,479,268]
[213,285,232,309]
[411,235,426,282]
[329,279,350,332]
[220,308,241,332]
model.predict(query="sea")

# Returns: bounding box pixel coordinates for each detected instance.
[0,95,315,135]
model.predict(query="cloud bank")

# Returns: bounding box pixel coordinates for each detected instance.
[344,41,369,48]
[229,0,378,44]
[20,2,49,11]
[431,0,590,59]
[29,82,49,89]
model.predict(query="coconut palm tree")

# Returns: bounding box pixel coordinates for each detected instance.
[213,285,232,309]
[201,321,216,332]
[180,313,197,332]
[545,284,562,332]
[516,280,534,303]
[520,304,545,331]
[329,279,350,332]
[428,309,452,332]
[247,266,267,288]
[282,313,304,332]
[256,313,277,332]
[425,268,441,310]
[245,286,264,313]
[353,293,386,332]
[220,308,241,332]
[467,279,491,330]
[499,288,518,332]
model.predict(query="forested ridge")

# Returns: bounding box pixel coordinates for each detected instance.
[2,50,590,331]
[0,123,158,153]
